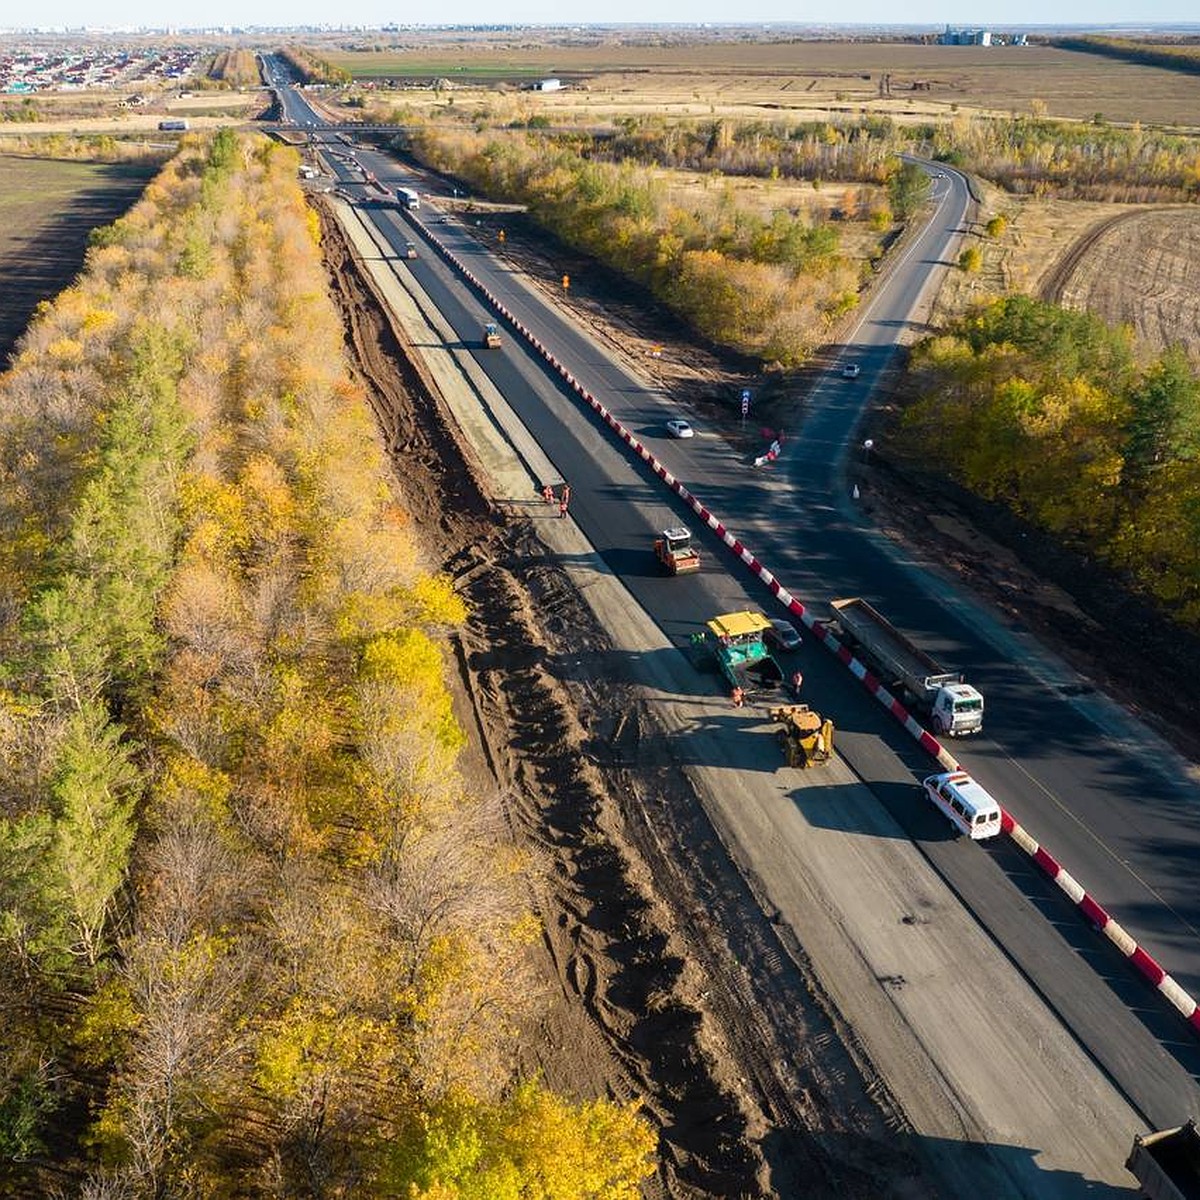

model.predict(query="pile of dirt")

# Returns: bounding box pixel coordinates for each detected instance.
[317,204,931,1197]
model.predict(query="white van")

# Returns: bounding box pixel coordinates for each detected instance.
[921,771,1002,839]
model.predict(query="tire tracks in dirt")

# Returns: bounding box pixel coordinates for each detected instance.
[1039,208,1151,304]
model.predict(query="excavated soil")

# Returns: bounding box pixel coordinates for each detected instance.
[318,204,932,1198]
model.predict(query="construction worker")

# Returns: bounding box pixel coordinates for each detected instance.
[561,482,571,506]
[731,685,745,708]
[542,484,554,505]
[790,670,803,700]
[559,493,569,519]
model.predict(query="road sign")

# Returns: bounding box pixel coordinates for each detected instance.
[741,388,751,416]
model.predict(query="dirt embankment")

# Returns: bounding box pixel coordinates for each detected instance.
[318,205,931,1197]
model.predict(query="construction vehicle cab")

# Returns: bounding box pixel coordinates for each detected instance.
[696,611,785,698]
[654,526,700,575]
[483,322,502,348]
[770,704,834,768]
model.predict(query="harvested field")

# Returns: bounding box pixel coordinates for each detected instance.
[328,40,1200,125]
[0,154,155,362]
[1043,207,1200,361]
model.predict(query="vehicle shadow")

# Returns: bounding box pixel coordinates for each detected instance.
[759,1128,1126,1200]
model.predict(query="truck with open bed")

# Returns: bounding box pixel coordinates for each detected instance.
[829,597,984,736]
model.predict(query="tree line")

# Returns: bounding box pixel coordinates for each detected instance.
[1055,36,1200,77]
[0,129,654,1196]
[278,46,351,86]
[205,48,262,89]
[903,295,1200,626]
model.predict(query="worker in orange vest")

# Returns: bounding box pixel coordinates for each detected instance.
[731,685,745,708]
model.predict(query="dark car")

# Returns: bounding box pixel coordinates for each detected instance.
[764,617,802,651]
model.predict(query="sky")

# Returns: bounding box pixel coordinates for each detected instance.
[9,3,1200,33]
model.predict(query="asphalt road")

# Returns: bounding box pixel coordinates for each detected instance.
[271,70,1200,1126]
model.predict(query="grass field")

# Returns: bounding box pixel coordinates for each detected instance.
[0,155,155,360]
[324,40,1200,127]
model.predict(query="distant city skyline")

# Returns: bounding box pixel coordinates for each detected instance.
[4,4,1200,35]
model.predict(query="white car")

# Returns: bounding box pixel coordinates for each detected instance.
[666,419,694,439]
[841,364,861,379]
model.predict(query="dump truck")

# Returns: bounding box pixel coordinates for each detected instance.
[482,322,502,348]
[693,611,784,699]
[829,597,984,736]
[1127,1121,1200,1200]
[654,526,700,575]
[770,704,834,768]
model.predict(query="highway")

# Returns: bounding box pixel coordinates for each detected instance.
[266,61,1200,1134]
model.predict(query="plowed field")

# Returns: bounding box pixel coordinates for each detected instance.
[1043,207,1200,361]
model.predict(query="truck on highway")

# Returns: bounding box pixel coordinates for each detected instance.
[397,186,421,210]
[694,611,784,699]
[829,597,984,736]
[653,526,700,575]
[1126,1121,1200,1199]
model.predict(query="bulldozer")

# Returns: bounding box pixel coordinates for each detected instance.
[654,526,701,575]
[770,704,834,768]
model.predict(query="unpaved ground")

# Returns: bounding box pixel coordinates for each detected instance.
[318,205,933,1197]
[0,155,156,363]
[329,38,1200,126]
[1042,206,1200,362]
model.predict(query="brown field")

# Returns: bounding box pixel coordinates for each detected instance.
[1046,207,1200,360]
[0,154,155,361]
[926,186,1200,362]
[327,40,1200,127]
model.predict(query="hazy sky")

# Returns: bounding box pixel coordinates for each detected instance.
[13,2,1200,31]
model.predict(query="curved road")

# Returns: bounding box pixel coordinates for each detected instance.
[272,70,1200,1126]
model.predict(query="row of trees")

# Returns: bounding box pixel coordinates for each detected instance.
[0,130,655,1195]
[1057,36,1200,76]
[926,113,1200,201]
[449,106,1200,205]
[904,295,1200,624]
[206,48,262,89]
[278,46,351,86]
[407,124,867,364]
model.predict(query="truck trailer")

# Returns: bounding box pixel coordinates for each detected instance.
[829,597,984,736]
[1127,1121,1200,1200]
